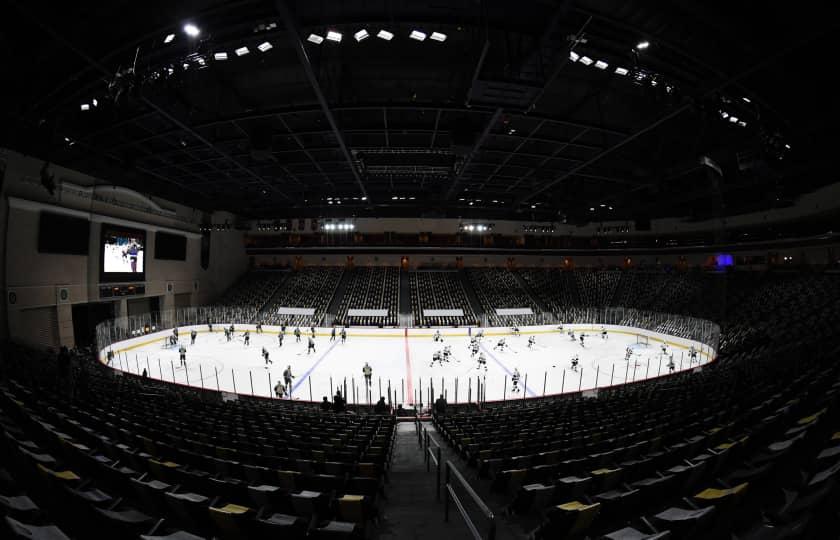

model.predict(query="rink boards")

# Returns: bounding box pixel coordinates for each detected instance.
[98,323,714,405]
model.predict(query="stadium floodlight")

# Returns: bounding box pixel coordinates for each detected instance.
[361,196,367,200]
[636,40,649,50]
[391,196,398,200]
[183,23,200,37]
[92,98,98,107]
[530,204,536,209]
[409,30,427,41]
[579,56,593,66]
[742,97,751,103]
[729,116,739,123]
[307,33,324,44]
[354,29,369,41]
[80,103,90,111]
[594,60,608,69]
[235,46,249,56]
[164,33,175,44]
[738,121,747,127]
[784,143,791,149]
[720,111,729,119]
[430,32,447,42]
[257,41,273,52]
[214,52,228,60]
[589,207,595,211]
[569,51,580,62]
[377,29,394,40]
[614,66,629,75]
[326,30,342,42]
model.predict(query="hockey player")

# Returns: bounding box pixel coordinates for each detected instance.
[434,330,442,342]
[568,329,576,341]
[475,329,484,340]
[430,350,443,367]
[330,327,336,342]
[262,347,272,365]
[494,338,506,351]
[511,326,520,337]
[443,345,452,363]
[340,327,347,344]
[528,336,536,349]
[190,329,197,345]
[106,349,114,366]
[310,326,316,339]
[243,330,250,347]
[667,358,676,373]
[601,327,608,340]
[476,352,487,371]
[661,343,668,356]
[470,341,479,357]
[274,380,286,399]
[224,327,231,342]
[256,322,263,334]
[178,344,187,367]
[229,324,235,336]
[283,365,294,390]
[625,347,633,363]
[689,346,698,363]
[570,355,579,372]
[579,333,586,347]
[278,332,284,348]
[511,368,521,393]
[307,336,316,354]
[207,320,213,333]
[363,362,373,387]
[294,327,301,343]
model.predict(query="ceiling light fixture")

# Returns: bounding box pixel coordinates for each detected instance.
[354,29,369,41]
[409,30,427,41]
[569,51,580,62]
[235,46,249,56]
[326,30,342,42]
[164,33,175,44]
[579,56,593,66]
[636,40,649,50]
[614,66,629,75]
[257,41,272,52]
[307,33,324,44]
[430,32,447,42]
[183,23,200,37]
[214,52,228,60]
[377,29,394,40]
[594,60,608,69]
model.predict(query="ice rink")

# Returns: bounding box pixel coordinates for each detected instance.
[103,324,713,407]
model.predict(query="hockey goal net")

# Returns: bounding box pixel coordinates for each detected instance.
[635,335,650,346]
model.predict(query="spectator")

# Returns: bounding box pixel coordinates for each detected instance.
[333,390,346,413]
[320,396,331,412]
[396,404,406,416]
[434,393,447,416]
[374,397,389,414]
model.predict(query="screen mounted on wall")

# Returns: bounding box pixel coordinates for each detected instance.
[100,224,146,282]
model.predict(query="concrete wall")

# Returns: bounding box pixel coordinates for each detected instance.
[0,148,248,349]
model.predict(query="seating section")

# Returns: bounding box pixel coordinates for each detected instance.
[261,267,344,327]
[215,273,285,323]
[467,269,541,326]
[334,267,399,327]
[433,271,840,539]
[409,272,477,327]
[0,350,395,540]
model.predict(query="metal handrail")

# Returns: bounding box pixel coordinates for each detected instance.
[423,427,443,500]
[444,460,496,540]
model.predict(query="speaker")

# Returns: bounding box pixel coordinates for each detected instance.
[56,286,70,304]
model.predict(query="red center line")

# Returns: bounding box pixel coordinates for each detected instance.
[404,331,414,404]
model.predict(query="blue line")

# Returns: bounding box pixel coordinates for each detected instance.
[480,343,537,397]
[291,339,340,394]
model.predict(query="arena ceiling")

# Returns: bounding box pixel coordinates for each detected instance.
[1,1,836,224]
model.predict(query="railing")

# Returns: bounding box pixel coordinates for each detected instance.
[423,426,442,501]
[444,460,496,540]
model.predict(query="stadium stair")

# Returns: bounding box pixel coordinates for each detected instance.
[326,269,352,320]
[458,270,486,322]
[398,269,411,325]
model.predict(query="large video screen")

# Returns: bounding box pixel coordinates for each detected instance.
[100,224,146,282]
